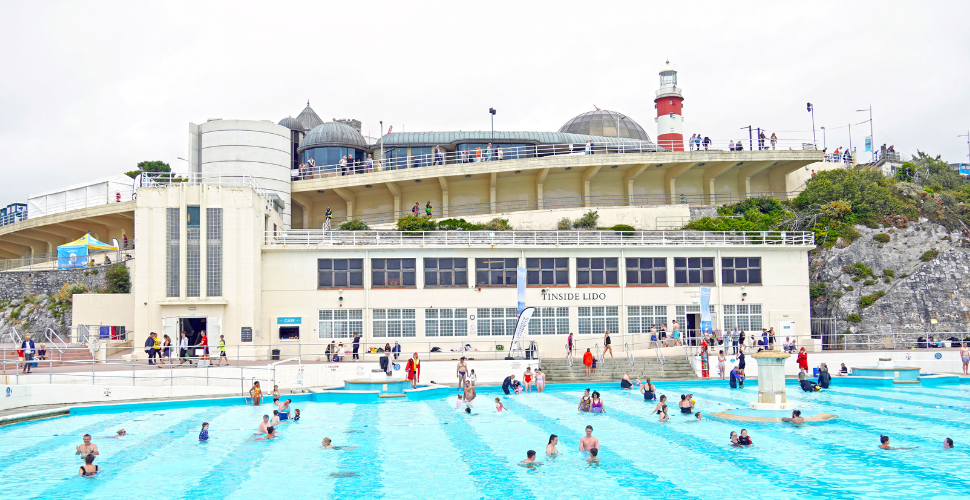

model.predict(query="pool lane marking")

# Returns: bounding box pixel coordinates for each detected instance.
[325,403,384,499]
[658,389,970,490]
[375,401,480,499]
[427,400,541,500]
[0,413,133,475]
[513,392,800,499]
[504,393,700,500]
[448,398,644,499]
[22,408,212,500]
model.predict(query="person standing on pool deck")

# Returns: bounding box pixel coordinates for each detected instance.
[457,357,468,390]
[603,330,613,358]
[797,347,808,373]
[961,343,969,375]
[567,332,574,356]
[717,350,727,379]
[406,353,421,389]
[582,348,594,378]
[250,381,262,405]
[737,350,746,377]
[218,335,229,366]
[352,332,361,360]
[392,341,401,360]
[76,434,99,455]
[580,425,600,452]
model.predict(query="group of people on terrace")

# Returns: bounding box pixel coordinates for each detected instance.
[143,331,228,367]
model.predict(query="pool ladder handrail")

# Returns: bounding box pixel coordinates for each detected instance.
[624,343,634,369]
[565,344,573,367]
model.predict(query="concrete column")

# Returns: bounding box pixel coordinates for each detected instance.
[536,168,550,210]
[333,188,356,220]
[735,161,775,199]
[663,162,699,204]
[489,173,497,213]
[438,177,449,218]
[581,165,602,207]
[386,182,401,222]
[623,165,648,205]
[702,162,738,204]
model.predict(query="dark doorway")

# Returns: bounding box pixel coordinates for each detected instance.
[179,318,207,346]
[686,314,699,346]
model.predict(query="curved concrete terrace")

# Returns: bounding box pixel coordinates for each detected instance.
[0,201,134,259]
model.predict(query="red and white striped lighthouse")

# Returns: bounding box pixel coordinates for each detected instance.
[654,62,684,151]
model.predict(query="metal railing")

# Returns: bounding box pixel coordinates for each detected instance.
[138,172,279,209]
[295,138,817,179]
[624,343,634,369]
[44,328,67,354]
[312,192,800,227]
[26,193,132,220]
[265,229,815,247]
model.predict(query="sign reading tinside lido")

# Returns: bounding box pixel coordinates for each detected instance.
[540,292,607,301]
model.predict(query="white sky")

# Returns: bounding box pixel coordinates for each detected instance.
[1,1,968,205]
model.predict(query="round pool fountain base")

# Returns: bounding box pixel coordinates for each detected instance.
[712,408,838,423]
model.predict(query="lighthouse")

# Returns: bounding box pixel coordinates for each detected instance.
[654,62,684,151]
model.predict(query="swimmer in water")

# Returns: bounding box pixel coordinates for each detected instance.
[586,448,600,464]
[944,438,954,449]
[729,431,740,445]
[495,397,505,412]
[293,409,301,422]
[199,422,209,441]
[579,425,600,452]
[519,450,540,468]
[462,381,477,402]
[782,410,805,425]
[737,429,753,446]
[694,412,702,421]
[105,429,126,438]
[258,415,270,435]
[879,434,916,450]
[546,434,559,455]
[464,407,472,414]
[76,434,99,456]
[322,437,356,451]
[79,453,100,476]
[658,405,669,422]
[264,426,277,440]
[271,410,281,426]
[653,394,667,415]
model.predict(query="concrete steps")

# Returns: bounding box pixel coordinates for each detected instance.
[540,356,698,382]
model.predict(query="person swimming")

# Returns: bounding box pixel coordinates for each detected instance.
[694,412,702,420]
[322,437,356,451]
[519,450,540,468]
[495,397,505,412]
[293,409,301,421]
[586,447,600,464]
[729,431,739,445]
[199,422,209,441]
[737,429,753,446]
[654,395,667,415]
[658,404,669,422]
[678,394,694,414]
[944,437,954,449]
[79,453,100,477]
[879,434,916,450]
[782,410,805,425]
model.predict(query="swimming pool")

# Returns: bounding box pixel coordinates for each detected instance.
[4,379,970,500]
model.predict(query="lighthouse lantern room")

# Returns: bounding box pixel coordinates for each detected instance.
[655,62,685,151]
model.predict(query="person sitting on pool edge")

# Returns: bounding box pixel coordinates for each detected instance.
[620,372,634,389]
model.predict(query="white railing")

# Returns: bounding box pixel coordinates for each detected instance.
[0,327,22,345]
[565,344,573,367]
[265,230,815,247]
[139,172,278,208]
[44,328,68,354]
[625,342,634,369]
[295,138,818,179]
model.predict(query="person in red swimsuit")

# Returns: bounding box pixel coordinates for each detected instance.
[523,367,533,392]
[583,349,594,378]
[406,353,421,389]
[797,347,808,372]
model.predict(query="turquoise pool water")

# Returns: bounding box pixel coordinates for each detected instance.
[3,380,970,499]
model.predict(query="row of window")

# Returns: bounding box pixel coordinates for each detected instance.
[312,305,763,339]
[317,257,763,288]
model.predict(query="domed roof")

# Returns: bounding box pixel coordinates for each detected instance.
[296,102,324,130]
[278,116,306,131]
[298,121,369,151]
[559,110,651,142]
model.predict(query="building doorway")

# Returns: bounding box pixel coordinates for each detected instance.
[180,318,207,346]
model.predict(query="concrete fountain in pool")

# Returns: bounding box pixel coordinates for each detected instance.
[847,357,921,385]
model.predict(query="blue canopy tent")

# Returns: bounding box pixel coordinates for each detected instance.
[57,233,118,269]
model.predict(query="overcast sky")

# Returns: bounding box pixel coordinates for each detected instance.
[1,1,968,205]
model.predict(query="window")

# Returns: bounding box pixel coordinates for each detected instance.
[674,257,715,285]
[373,309,416,337]
[627,306,668,334]
[206,208,222,297]
[475,258,518,287]
[723,304,763,331]
[279,326,299,340]
[477,307,518,336]
[722,257,762,285]
[675,304,718,335]
[626,258,667,286]
[372,258,416,288]
[318,309,363,339]
[526,258,569,286]
[528,307,570,335]
[424,258,467,287]
[185,207,199,296]
[578,306,619,335]
[425,308,468,337]
[576,258,619,286]
[318,259,363,288]
[165,208,179,297]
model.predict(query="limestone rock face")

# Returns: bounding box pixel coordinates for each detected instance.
[811,218,970,343]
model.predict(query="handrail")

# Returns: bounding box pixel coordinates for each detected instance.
[565,344,573,367]
[44,328,66,354]
[266,230,816,247]
[624,342,634,369]
[0,327,22,345]
[295,138,817,179]
[594,343,603,364]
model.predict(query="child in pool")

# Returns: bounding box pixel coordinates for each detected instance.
[495,397,505,412]
[271,410,281,425]
[199,422,209,441]
[293,409,300,422]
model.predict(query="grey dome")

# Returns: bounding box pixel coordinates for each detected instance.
[559,110,651,142]
[298,121,369,151]
[296,103,324,130]
[278,116,306,131]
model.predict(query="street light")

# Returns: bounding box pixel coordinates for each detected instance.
[489,108,496,146]
[820,127,826,151]
[959,131,970,165]
[379,120,384,163]
[856,106,873,160]
[807,103,817,149]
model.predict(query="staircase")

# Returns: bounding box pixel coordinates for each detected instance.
[540,355,698,382]
[0,345,94,370]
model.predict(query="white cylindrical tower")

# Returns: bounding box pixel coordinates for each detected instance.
[654,62,684,151]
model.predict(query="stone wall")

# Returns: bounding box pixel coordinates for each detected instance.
[0,266,109,301]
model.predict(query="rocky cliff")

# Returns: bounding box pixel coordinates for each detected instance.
[810,218,970,346]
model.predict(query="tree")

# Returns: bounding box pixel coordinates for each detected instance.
[125,161,172,179]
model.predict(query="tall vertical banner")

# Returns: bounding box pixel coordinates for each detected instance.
[511,307,535,352]
[699,287,712,336]
[516,266,527,314]
[865,136,872,152]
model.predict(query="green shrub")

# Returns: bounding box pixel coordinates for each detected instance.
[873,233,891,243]
[104,264,131,294]
[845,313,862,322]
[573,210,599,230]
[610,224,636,235]
[843,285,854,291]
[830,290,844,299]
[851,262,874,278]
[557,218,572,230]
[483,218,513,231]
[851,276,861,282]
[338,219,370,231]
[396,215,437,232]
[883,276,891,283]
[860,291,886,308]
[437,218,483,231]
[863,279,876,286]
[921,249,939,262]
[883,269,895,278]
[900,273,908,278]
[809,283,827,298]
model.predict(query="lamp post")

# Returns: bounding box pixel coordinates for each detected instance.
[379,120,384,162]
[740,125,753,151]
[489,108,496,146]
[807,103,817,149]
[960,131,970,167]
[856,106,873,161]
[820,127,826,151]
